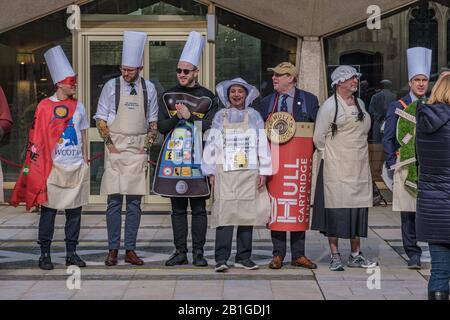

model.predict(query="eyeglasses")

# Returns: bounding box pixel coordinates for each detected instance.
[176,68,195,75]
[120,67,138,74]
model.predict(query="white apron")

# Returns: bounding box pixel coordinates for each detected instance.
[323,99,373,208]
[46,162,89,210]
[210,111,271,228]
[392,158,416,212]
[100,77,148,195]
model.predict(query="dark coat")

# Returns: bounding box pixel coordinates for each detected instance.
[259,88,319,122]
[416,102,450,244]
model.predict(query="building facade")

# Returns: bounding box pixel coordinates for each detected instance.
[0,0,446,209]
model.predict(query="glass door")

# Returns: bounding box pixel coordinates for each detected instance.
[78,30,209,207]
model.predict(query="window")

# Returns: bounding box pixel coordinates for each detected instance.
[0,8,72,199]
[215,8,297,99]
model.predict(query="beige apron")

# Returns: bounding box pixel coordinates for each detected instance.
[392,158,416,212]
[46,162,89,210]
[100,77,148,195]
[210,111,271,228]
[323,99,373,208]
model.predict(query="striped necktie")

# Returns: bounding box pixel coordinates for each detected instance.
[130,82,137,95]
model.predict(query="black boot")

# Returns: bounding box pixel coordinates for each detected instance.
[171,214,188,254]
[193,249,208,267]
[428,291,449,300]
[38,253,54,270]
[66,252,86,267]
[165,250,188,266]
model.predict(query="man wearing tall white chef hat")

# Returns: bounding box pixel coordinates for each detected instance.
[155,31,219,267]
[10,45,90,270]
[95,31,159,266]
[383,47,432,270]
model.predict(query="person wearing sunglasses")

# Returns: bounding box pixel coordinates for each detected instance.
[94,31,159,267]
[155,31,219,267]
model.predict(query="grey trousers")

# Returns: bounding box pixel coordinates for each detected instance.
[106,194,142,250]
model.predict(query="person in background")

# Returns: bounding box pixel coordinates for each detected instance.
[383,47,432,270]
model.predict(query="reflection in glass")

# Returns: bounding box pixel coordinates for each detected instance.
[90,141,105,195]
[89,41,122,127]
[215,8,297,99]
[0,7,72,193]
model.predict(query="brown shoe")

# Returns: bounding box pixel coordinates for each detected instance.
[105,249,118,266]
[291,255,317,269]
[125,250,144,266]
[269,256,284,269]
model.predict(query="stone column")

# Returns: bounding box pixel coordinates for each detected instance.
[297,36,327,103]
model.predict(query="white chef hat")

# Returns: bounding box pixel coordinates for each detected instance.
[407,47,432,81]
[330,65,362,87]
[179,31,205,68]
[122,31,147,68]
[44,45,76,84]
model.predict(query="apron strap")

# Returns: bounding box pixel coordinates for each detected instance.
[115,77,148,120]
[115,77,120,114]
[141,77,149,120]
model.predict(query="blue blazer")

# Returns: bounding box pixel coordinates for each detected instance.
[382,94,412,169]
[259,88,319,122]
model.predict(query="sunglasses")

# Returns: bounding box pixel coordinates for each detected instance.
[176,68,195,75]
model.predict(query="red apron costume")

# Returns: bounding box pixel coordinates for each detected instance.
[10,98,77,210]
[266,94,315,232]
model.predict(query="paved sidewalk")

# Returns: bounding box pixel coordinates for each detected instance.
[0,205,430,300]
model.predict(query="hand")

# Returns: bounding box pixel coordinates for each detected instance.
[257,175,267,189]
[176,104,191,120]
[209,175,215,188]
[108,145,120,154]
[140,148,149,154]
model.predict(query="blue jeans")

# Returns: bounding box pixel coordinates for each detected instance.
[428,244,450,293]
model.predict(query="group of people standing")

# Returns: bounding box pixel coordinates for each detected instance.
[7,30,450,300]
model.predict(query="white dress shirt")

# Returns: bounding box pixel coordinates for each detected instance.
[94,76,158,126]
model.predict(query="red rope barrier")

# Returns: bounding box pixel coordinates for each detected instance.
[0,153,157,168]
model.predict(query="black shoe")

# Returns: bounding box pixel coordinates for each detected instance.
[165,251,188,266]
[193,250,208,267]
[215,263,229,272]
[38,253,54,270]
[234,259,259,270]
[66,253,86,267]
[428,291,449,300]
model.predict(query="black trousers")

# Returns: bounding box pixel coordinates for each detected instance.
[271,231,306,260]
[215,226,253,264]
[170,197,207,253]
[401,211,422,259]
[38,206,82,254]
